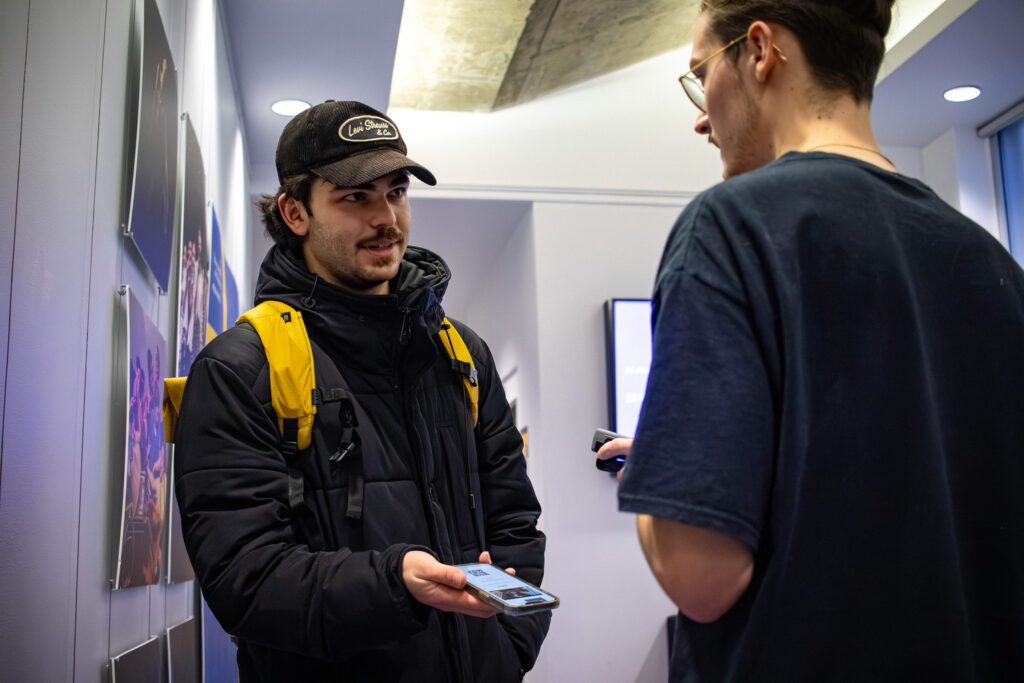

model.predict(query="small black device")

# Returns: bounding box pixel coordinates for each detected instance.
[592,427,627,473]
[457,563,560,616]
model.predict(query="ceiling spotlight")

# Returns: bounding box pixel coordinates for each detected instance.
[271,99,311,116]
[943,86,981,103]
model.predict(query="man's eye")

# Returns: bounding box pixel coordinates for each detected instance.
[342,192,365,202]
[391,186,408,198]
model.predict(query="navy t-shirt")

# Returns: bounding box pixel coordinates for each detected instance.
[619,152,1024,682]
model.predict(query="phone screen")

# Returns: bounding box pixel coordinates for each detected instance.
[459,563,559,613]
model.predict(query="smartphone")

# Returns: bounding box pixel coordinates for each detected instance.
[457,563,560,616]
[592,427,627,473]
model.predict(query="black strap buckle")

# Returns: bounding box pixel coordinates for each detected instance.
[450,359,478,387]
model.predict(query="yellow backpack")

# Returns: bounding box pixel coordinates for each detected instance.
[163,300,479,448]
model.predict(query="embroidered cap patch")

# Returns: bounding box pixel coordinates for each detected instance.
[339,115,399,143]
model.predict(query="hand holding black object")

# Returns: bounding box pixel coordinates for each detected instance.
[592,428,631,477]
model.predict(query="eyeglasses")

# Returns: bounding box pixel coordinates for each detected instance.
[678,35,786,112]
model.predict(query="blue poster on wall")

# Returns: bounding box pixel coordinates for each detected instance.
[225,262,239,328]
[207,207,224,342]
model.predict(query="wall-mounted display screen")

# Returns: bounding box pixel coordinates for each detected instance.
[604,299,652,437]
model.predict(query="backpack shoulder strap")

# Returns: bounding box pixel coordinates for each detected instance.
[437,318,479,427]
[162,377,187,443]
[238,300,317,451]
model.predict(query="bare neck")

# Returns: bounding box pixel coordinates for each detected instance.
[771,91,894,171]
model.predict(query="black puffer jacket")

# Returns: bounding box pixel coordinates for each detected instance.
[174,246,550,682]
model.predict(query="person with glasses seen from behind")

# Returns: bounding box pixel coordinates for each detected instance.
[598,1,1024,681]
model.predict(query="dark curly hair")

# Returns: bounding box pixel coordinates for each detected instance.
[255,172,317,255]
[699,0,896,102]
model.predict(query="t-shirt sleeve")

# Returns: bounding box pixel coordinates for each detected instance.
[618,197,775,552]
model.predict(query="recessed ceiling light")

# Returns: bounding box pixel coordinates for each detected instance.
[943,86,981,103]
[271,99,311,116]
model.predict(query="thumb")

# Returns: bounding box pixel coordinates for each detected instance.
[437,564,468,589]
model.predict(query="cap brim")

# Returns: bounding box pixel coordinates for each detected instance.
[312,148,437,187]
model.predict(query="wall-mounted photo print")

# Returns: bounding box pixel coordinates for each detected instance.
[175,115,209,378]
[124,0,179,292]
[166,450,194,584]
[110,635,161,683]
[115,287,169,589]
[167,617,198,683]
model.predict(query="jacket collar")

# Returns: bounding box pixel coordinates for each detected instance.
[254,244,450,328]
[252,246,451,379]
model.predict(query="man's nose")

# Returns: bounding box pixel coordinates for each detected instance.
[694,111,711,136]
[368,195,397,226]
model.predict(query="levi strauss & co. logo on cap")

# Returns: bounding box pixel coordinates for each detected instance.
[339,115,399,142]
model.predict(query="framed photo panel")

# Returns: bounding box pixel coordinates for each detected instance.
[167,617,199,683]
[115,286,169,589]
[166,447,194,584]
[175,113,210,379]
[110,636,161,683]
[124,0,179,292]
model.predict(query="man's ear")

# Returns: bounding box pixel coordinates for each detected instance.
[278,193,310,237]
[746,21,782,84]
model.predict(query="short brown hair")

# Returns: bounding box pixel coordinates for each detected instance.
[255,172,317,255]
[699,0,896,102]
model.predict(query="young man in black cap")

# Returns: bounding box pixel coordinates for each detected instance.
[600,1,1024,681]
[173,101,549,682]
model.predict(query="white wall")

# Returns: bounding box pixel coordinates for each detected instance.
[0,0,250,679]
[921,126,1001,238]
[462,199,683,682]
[463,208,543,494]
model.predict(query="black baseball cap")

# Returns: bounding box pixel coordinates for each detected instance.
[275,100,437,187]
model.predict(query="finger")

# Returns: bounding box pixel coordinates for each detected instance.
[416,560,468,589]
[597,437,632,459]
[430,587,498,618]
[504,567,516,576]
[478,551,492,564]
[458,594,500,619]
[443,564,468,589]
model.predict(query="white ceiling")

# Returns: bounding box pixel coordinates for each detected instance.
[873,0,1024,147]
[218,0,404,196]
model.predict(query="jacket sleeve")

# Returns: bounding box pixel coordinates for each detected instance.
[455,322,552,672]
[174,330,431,661]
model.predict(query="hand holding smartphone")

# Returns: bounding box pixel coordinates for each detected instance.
[592,427,628,473]
[458,563,559,616]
